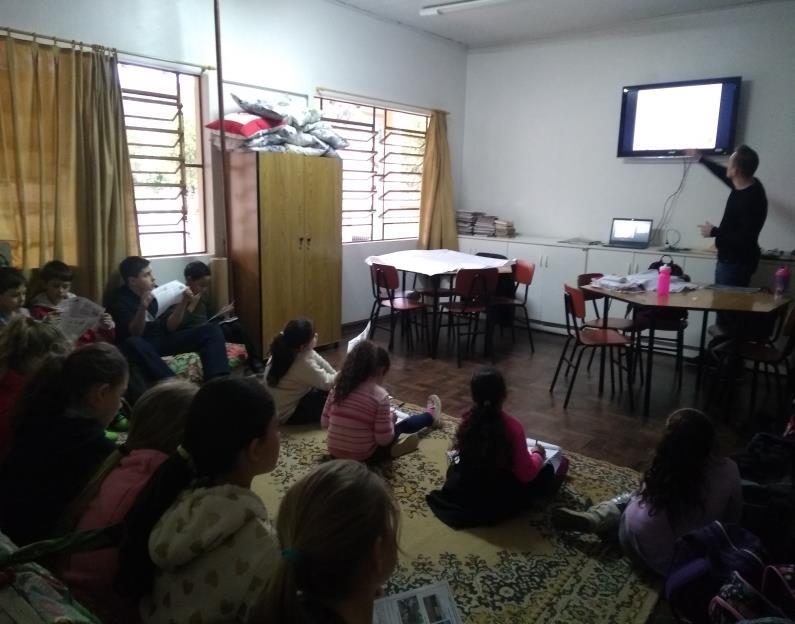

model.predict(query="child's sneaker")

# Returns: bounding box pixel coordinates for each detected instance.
[104,429,120,443]
[108,413,130,432]
[390,433,419,458]
[426,394,443,428]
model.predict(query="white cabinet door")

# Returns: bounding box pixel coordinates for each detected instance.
[535,245,589,325]
[458,237,510,257]
[586,248,635,275]
[683,256,716,286]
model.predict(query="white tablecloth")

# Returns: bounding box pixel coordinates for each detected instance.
[364,249,512,277]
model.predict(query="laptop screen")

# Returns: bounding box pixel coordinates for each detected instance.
[609,218,653,247]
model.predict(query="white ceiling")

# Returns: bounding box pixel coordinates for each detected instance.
[328,0,777,47]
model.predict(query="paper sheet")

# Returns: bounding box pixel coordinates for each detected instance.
[374,581,463,624]
[347,322,371,353]
[526,438,563,470]
[56,296,104,342]
[152,281,186,318]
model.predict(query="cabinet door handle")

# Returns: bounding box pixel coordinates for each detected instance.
[299,237,304,249]
[306,237,311,249]
[545,256,550,268]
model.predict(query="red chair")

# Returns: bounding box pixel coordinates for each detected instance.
[489,259,536,352]
[550,285,634,409]
[441,267,498,367]
[368,263,428,352]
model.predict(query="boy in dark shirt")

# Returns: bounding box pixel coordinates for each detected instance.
[694,144,767,287]
[181,261,265,373]
[105,256,229,388]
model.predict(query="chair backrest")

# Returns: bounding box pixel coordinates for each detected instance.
[454,268,498,303]
[370,263,399,299]
[475,252,508,260]
[564,284,587,321]
[577,272,603,287]
[514,260,535,286]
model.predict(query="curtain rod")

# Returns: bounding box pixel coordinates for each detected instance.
[316,87,448,116]
[1,26,214,71]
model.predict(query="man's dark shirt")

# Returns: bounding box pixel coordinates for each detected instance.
[105,285,163,343]
[701,158,767,267]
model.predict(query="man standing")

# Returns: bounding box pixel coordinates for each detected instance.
[692,145,767,287]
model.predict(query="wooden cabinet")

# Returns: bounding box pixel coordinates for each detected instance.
[227,151,342,354]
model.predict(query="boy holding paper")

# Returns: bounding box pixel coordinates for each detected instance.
[105,256,229,389]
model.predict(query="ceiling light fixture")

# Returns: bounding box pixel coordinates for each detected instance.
[419,0,516,17]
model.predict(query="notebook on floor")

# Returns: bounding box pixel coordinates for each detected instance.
[604,218,653,249]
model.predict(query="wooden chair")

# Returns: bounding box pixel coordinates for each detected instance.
[368,263,428,352]
[488,259,536,352]
[550,285,634,409]
[441,267,498,367]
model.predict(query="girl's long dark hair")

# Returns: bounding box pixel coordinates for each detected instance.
[12,342,128,432]
[267,318,315,387]
[116,377,275,600]
[454,367,512,477]
[333,341,389,403]
[640,408,716,524]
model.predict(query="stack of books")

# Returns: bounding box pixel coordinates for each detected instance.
[455,211,482,235]
[494,219,516,237]
[473,214,497,236]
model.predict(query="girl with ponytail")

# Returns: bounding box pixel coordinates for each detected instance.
[0,342,129,545]
[117,376,280,624]
[264,318,338,424]
[427,367,568,528]
[256,459,399,624]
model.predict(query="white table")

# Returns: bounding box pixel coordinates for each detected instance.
[365,249,514,357]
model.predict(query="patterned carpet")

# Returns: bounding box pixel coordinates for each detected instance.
[252,404,661,624]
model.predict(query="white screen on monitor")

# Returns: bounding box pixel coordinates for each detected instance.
[612,220,651,241]
[633,83,723,151]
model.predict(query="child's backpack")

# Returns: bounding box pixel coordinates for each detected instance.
[708,565,795,623]
[665,521,767,624]
[648,254,686,278]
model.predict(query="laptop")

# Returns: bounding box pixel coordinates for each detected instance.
[605,218,653,249]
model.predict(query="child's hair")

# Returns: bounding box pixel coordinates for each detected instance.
[119,256,150,283]
[0,316,70,376]
[266,318,315,387]
[183,260,211,282]
[59,379,198,533]
[12,342,129,431]
[454,367,512,476]
[259,459,399,623]
[640,408,716,523]
[117,376,276,600]
[0,267,26,293]
[333,340,389,403]
[40,260,73,283]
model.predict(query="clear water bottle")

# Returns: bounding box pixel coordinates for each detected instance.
[774,265,791,297]
[657,265,671,296]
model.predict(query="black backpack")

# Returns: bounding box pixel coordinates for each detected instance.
[648,254,686,279]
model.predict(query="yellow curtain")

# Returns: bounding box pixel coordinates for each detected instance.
[0,36,139,300]
[418,110,457,250]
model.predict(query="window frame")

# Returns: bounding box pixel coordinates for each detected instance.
[316,96,429,244]
[119,61,207,258]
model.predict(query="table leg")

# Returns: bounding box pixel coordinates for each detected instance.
[598,296,609,396]
[643,313,656,419]
[430,276,440,359]
[695,311,709,394]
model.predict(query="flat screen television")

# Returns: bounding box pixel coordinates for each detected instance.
[617,76,741,158]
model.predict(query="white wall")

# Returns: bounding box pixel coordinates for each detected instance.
[462,2,795,252]
[3,0,468,323]
[149,255,211,286]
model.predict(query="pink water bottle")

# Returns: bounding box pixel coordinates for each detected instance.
[657,265,671,296]
[774,265,791,297]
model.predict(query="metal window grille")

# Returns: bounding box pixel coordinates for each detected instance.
[317,97,428,242]
[119,63,205,257]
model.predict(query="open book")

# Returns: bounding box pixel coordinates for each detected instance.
[208,301,236,324]
[374,581,462,624]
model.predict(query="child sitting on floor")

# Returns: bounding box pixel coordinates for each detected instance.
[117,377,280,624]
[0,343,129,545]
[58,379,197,624]
[427,367,569,528]
[321,340,440,461]
[29,260,115,344]
[265,318,337,424]
[256,459,399,623]
[0,316,71,462]
[551,408,742,576]
[0,267,30,327]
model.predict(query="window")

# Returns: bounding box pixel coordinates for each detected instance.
[118,63,205,257]
[317,97,428,242]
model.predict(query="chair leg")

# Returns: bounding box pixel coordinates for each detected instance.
[550,336,573,393]
[564,347,588,409]
[388,309,396,351]
[609,346,616,397]
[521,306,535,353]
[774,363,785,421]
[676,329,685,390]
[748,361,760,422]
[586,346,597,372]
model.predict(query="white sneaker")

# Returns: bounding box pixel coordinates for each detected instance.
[427,394,443,428]
[390,433,419,458]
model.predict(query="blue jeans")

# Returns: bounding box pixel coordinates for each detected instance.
[715,261,754,287]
